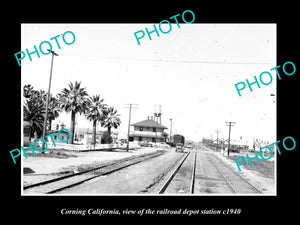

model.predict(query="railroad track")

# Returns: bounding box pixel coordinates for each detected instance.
[158,147,262,194]
[158,149,197,194]
[23,150,165,194]
[206,153,262,194]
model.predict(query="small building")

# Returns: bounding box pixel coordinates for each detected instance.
[73,127,102,144]
[225,140,249,152]
[129,117,168,143]
[73,127,118,144]
[46,129,71,144]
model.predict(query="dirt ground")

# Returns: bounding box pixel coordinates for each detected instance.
[57,149,183,195]
[22,146,275,195]
[203,145,275,194]
[22,147,165,186]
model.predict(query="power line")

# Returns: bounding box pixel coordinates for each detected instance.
[61,54,274,65]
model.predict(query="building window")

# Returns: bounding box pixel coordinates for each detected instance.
[140,127,143,131]
[139,136,142,141]
[153,128,156,132]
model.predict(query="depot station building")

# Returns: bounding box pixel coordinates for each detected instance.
[129,116,168,143]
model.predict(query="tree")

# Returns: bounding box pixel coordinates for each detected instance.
[23,84,46,140]
[23,84,61,140]
[23,86,46,140]
[85,95,106,146]
[101,107,121,143]
[47,95,61,130]
[23,84,34,98]
[101,130,112,144]
[58,81,89,144]
[24,100,45,139]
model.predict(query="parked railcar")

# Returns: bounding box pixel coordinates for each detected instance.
[173,134,185,145]
[173,134,185,152]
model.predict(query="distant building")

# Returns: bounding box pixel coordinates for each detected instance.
[51,120,119,144]
[228,140,249,151]
[46,129,71,144]
[23,122,71,146]
[73,127,118,144]
[129,117,168,143]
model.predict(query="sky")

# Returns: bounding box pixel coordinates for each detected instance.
[21,23,276,143]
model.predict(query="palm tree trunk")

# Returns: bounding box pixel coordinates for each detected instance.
[70,111,75,144]
[93,120,97,147]
[108,126,112,144]
[48,119,52,131]
[29,121,33,141]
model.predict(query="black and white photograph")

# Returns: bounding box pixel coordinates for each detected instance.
[21,23,276,195]
[4,4,298,221]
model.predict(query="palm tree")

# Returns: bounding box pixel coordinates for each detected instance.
[23,98,45,140]
[101,107,121,143]
[47,95,61,130]
[85,95,106,146]
[58,81,89,144]
[23,85,46,140]
[23,84,34,98]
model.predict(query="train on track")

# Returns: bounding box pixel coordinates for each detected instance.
[173,134,185,152]
[173,134,185,146]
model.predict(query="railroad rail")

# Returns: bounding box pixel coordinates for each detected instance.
[23,150,165,194]
[158,150,197,194]
[158,147,262,194]
[207,153,262,194]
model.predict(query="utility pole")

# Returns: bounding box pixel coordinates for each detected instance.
[169,119,173,142]
[215,130,220,151]
[154,105,162,143]
[124,103,138,151]
[225,121,236,156]
[42,50,59,150]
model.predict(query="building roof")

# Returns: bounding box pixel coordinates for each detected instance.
[131,119,168,129]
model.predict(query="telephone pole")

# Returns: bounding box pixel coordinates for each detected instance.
[169,119,173,142]
[124,103,139,151]
[225,121,236,156]
[215,130,220,151]
[42,50,59,150]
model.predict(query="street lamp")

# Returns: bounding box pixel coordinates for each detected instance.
[42,50,59,149]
